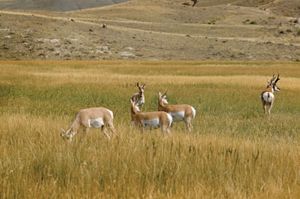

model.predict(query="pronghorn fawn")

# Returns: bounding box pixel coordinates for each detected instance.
[158,91,196,132]
[261,74,280,115]
[61,107,116,141]
[130,82,146,109]
[130,99,172,134]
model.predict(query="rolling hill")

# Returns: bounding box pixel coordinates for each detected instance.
[0,0,299,60]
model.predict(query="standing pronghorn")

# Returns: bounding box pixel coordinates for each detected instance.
[130,82,146,109]
[158,92,196,132]
[61,107,116,141]
[261,74,280,115]
[130,99,172,134]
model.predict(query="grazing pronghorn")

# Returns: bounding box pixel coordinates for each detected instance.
[261,74,280,115]
[158,91,196,132]
[131,82,146,109]
[61,107,116,141]
[130,99,172,134]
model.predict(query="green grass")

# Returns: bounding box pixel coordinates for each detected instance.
[0,61,300,198]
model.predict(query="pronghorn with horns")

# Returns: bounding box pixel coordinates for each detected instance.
[261,74,280,114]
[130,82,146,109]
[158,91,196,132]
[130,98,172,134]
[61,107,116,141]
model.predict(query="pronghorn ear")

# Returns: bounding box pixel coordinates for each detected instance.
[130,98,134,104]
[61,128,65,133]
[136,82,140,87]
[158,92,162,98]
[142,84,146,88]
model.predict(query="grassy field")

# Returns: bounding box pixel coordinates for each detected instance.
[0,61,299,198]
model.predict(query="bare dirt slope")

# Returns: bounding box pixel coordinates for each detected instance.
[0,0,299,60]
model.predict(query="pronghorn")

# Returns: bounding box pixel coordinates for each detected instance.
[130,99,172,134]
[261,74,280,115]
[191,0,198,7]
[61,107,116,141]
[158,91,196,132]
[130,82,145,109]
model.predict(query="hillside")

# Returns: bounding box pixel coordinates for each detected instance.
[0,0,299,60]
[0,0,127,11]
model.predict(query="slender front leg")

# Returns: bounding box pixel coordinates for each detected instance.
[108,122,117,137]
[101,126,111,140]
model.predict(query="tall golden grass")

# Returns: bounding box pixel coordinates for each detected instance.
[0,61,299,198]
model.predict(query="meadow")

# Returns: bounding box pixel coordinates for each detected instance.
[0,61,299,198]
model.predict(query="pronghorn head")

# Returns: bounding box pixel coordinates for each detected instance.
[267,74,280,92]
[137,82,146,94]
[130,98,141,113]
[158,91,169,105]
[60,128,75,141]
[132,82,146,107]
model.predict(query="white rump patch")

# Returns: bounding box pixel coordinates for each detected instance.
[88,118,104,128]
[262,92,274,103]
[170,111,185,122]
[142,118,160,128]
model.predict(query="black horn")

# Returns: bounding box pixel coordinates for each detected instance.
[274,74,280,84]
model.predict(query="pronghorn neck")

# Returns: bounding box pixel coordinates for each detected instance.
[134,91,144,98]
[70,115,80,131]
[139,90,144,96]
[158,100,167,109]
[138,91,145,103]
[131,105,140,115]
[265,85,274,93]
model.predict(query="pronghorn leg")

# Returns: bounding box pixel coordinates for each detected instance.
[263,104,267,114]
[184,117,192,132]
[264,106,267,114]
[165,125,171,135]
[101,126,111,140]
[160,125,171,135]
[269,102,274,115]
[161,125,167,134]
[139,121,145,133]
[265,104,270,115]
[108,122,117,137]
[166,128,171,135]
[84,127,89,134]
